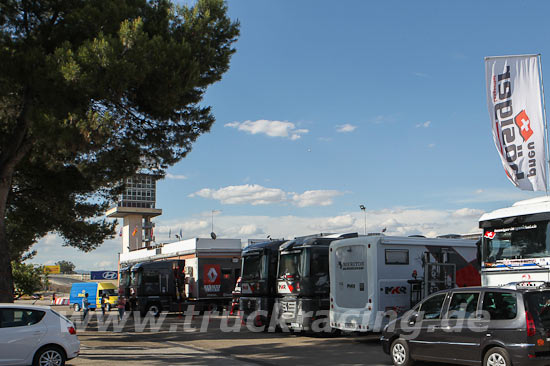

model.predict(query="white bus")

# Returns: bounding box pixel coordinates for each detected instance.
[479,196,550,286]
[329,235,479,333]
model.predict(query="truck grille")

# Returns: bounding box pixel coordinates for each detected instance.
[281,301,296,316]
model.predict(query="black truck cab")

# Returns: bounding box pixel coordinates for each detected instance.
[239,240,286,326]
[277,233,358,332]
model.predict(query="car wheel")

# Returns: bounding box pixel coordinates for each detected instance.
[390,339,414,366]
[484,347,512,366]
[33,346,66,366]
[73,303,80,312]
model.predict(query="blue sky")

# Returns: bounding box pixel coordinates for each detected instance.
[31,0,550,270]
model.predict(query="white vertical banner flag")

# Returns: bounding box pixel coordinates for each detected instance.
[485,55,547,191]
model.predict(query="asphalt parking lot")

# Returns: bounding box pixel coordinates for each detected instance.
[59,306,392,366]
[19,301,442,366]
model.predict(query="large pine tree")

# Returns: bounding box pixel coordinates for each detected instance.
[0,0,239,302]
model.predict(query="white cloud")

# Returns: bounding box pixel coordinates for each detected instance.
[191,185,344,208]
[97,260,114,268]
[291,190,343,207]
[452,208,484,218]
[29,234,122,271]
[428,143,435,148]
[190,184,287,205]
[371,115,395,124]
[414,72,429,78]
[238,224,261,236]
[27,206,485,270]
[336,124,357,133]
[165,173,187,180]
[325,215,356,230]
[454,189,537,205]
[225,120,309,140]
[160,220,209,235]
[416,120,431,128]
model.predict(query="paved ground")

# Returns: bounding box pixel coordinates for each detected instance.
[19,302,445,366]
[61,308,393,366]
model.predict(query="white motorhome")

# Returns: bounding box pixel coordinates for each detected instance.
[329,235,480,333]
[479,196,550,286]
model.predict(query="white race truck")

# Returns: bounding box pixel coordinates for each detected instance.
[479,196,550,286]
[329,235,480,333]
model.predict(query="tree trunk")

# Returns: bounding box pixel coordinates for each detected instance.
[0,94,32,303]
[0,178,14,302]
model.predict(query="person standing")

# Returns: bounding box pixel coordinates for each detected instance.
[82,293,90,321]
[117,295,126,320]
[100,294,107,316]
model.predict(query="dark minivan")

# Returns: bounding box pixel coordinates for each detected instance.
[381,283,550,366]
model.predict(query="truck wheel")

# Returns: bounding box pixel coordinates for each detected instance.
[484,347,511,366]
[73,303,80,312]
[390,339,414,366]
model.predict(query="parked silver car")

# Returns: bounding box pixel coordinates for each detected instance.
[0,304,80,366]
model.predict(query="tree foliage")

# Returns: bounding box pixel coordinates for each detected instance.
[0,0,240,301]
[12,261,48,298]
[55,260,76,274]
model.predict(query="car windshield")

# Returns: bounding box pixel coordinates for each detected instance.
[242,253,266,280]
[483,221,550,263]
[526,291,550,329]
[278,250,304,279]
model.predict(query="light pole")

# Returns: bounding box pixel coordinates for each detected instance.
[359,204,366,235]
[211,210,221,238]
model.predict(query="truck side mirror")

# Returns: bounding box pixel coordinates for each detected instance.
[476,239,482,267]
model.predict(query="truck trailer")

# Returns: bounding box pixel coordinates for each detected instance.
[119,237,242,314]
[329,235,480,333]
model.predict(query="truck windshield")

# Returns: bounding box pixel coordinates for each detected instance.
[278,250,304,279]
[130,270,142,286]
[483,221,550,263]
[100,289,116,297]
[242,253,267,280]
[121,270,131,287]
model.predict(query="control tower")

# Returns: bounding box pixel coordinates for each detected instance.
[106,174,162,254]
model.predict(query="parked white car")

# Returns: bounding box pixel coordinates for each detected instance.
[0,304,80,366]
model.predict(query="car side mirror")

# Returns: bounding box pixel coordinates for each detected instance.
[408,313,419,325]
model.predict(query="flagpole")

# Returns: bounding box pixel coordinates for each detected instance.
[538,54,550,194]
